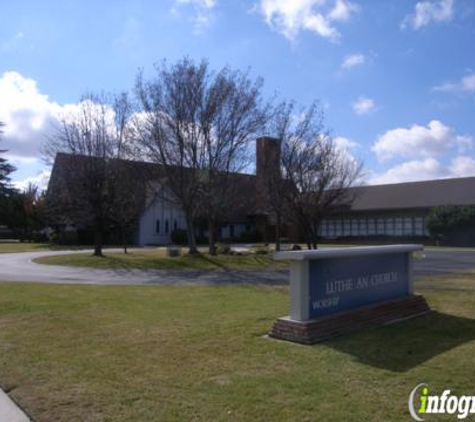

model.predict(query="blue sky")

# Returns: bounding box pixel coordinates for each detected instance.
[1,0,474,189]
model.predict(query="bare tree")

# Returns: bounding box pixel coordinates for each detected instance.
[195,68,269,254]
[43,92,136,256]
[135,58,269,255]
[107,159,145,254]
[272,101,363,249]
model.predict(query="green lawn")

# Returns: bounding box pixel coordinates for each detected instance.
[1,275,475,421]
[34,250,288,271]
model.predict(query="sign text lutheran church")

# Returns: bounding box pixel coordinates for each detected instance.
[269,245,430,344]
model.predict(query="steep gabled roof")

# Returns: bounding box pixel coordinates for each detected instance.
[47,153,258,223]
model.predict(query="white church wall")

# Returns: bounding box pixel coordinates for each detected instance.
[138,190,187,246]
[138,187,251,245]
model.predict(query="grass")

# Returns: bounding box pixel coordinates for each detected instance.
[34,250,289,271]
[1,274,475,421]
[0,241,57,254]
[0,241,100,254]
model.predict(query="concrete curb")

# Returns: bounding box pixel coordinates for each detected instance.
[0,388,30,422]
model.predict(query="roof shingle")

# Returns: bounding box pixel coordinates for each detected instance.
[350,177,475,211]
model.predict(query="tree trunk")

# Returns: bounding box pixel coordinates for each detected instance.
[122,226,128,254]
[306,233,312,250]
[303,222,314,250]
[310,234,318,249]
[208,220,216,255]
[93,229,103,257]
[275,213,282,252]
[185,214,198,255]
[312,223,319,250]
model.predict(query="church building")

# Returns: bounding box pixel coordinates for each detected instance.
[48,137,475,245]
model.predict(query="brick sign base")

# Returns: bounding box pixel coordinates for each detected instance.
[269,295,430,344]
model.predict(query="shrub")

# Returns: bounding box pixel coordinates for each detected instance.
[32,232,48,243]
[216,243,231,254]
[196,234,209,245]
[171,229,188,245]
[251,243,271,255]
[50,230,79,245]
[426,206,475,239]
[166,246,181,257]
[239,229,262,243]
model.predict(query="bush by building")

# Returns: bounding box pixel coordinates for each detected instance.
[426,205,475,246]
[171,229,188,246]
[239,229,262,243]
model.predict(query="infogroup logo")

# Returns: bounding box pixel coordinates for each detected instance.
[409,383,475,420]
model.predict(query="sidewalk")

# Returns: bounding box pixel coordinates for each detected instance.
[0,388,30,422]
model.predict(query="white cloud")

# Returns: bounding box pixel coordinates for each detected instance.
[0,71,101,162]
[462,74,475,91]
[402,0,455,30]
[370,158,444,184]
[372,120,472,161]
[449,156,475,177]
[328,0,358,21]
[333,136,360,151]
[328,137,361,183]
[352,96,375,115]
[341,53,365,70]
[0,71,92,190]
[433,73,475,93]
[0,71,67,160]
[13,169,51,192]
[370,119,475,185]
[258,0,358,42]
[174,0,217,33]
[370,154,475,185]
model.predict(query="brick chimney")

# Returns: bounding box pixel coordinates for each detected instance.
[256,136,281,213]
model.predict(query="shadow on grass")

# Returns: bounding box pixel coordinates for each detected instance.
[324,311,475,372]
[196,254,229,271]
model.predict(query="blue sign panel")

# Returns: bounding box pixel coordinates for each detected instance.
[308,253,409,318]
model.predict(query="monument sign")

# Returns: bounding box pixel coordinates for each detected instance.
[269,245,431,344]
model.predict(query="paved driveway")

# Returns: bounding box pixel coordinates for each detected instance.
[414,248,475,276]
[0,250,288,285]
[0,247,474,285]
